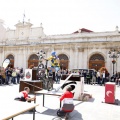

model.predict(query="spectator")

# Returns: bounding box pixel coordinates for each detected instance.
[97,70,101,85]
[86,72,91,84]
[0,67,5,84]
[6,67,12,85]
[91,71,96,85]
[12,69,17,84]
[101,71,106,86]
[56,70,61,84]
[83,71,87,83]
[16,67,20,84]
[20,68,24,80]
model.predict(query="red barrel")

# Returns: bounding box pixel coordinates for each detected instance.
[105,82,116,104]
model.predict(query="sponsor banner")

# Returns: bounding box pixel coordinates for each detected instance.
[25,69,32,81]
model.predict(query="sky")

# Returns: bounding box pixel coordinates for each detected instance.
[0,0,120,35]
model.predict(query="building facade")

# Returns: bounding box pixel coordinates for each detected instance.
[0,19,120,75]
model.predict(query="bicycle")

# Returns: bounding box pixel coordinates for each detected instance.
[37,60,53,91]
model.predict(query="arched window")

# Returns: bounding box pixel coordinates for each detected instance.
[90,54,104,61]
[6,54,14,60]
[58,54,68,60]
[58,54,69,70]
[29,54,39,60]
[28,54,39,68]
[89,54,105,71]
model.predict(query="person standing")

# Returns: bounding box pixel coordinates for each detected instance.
[56,70,61,84]
[91,71,96,85]
[16,67,20,84]
[12,68,17,84]
[20,68,24,80]
[101,71,106,86]
[97,70,101,85]
[86,72,91,84]
[83,71,87,83]
[6,67,12,85]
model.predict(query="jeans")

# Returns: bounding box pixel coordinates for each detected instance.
[56,76,61,83]
[17,76,20,83]
[12,77,16,84]
[6,76,11,84]
[97,77,101,84]
[101,78,106,85]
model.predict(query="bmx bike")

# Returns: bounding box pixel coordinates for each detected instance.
[37,60,53,91]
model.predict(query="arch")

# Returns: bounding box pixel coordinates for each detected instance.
[29,54,39,60]
[6,54,14,60]
[89,53,105,71]
[58,54,69,60]
[90,54,105,61]
[58,54,69,70]
[6,54,14,68]
[28,54,39,68]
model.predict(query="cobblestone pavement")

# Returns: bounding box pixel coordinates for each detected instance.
[0,82,120,120]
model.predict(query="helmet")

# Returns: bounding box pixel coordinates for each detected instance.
[51,51,56,56]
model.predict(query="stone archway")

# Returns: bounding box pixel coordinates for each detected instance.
[58,54,69,70]
[6,54,14,68]
[28,54,39,68]
[89,54,105,71]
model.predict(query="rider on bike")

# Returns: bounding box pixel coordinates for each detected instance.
[46,51,60,82]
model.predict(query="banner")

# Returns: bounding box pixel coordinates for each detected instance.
[25,69,32,81]
[2,59,10,69]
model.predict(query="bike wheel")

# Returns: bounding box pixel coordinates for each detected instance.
[42,80,48,89]
[47,80,53,91]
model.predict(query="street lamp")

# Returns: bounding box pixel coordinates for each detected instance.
[108,49,120,76]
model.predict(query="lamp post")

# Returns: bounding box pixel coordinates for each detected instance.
[108,49,120,76]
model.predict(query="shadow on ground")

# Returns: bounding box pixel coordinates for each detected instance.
[41,108,58,116]
[101,99,120,106]
[68,110,83,120]
[41,109,83,120]
[88,98,95,102]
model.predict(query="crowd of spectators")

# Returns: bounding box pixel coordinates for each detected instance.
[1,66,119,86]
[0,67,24,85]
[76,69,120,86]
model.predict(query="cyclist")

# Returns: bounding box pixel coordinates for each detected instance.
[46,51,60,82]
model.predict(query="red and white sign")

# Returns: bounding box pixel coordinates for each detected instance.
[25,69,32,81]
[105,82,116,104]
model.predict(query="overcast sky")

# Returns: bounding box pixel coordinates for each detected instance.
[0,0,120,35]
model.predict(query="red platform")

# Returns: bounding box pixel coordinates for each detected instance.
[105,82,116,104]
